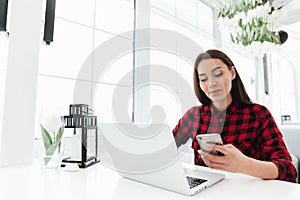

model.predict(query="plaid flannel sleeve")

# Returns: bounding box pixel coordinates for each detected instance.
[258,106,297,183]
[172,107,198,148]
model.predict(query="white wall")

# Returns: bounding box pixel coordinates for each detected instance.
[0,0,43,166]
[0,34,9,141]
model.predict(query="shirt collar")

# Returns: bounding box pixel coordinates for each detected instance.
[206,100,238,117]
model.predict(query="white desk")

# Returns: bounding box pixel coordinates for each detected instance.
[1,161,300,200]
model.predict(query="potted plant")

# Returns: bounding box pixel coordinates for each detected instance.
[39,114,64,169]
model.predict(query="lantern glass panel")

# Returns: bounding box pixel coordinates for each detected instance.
[87,129,97,159]
[71,128,83,161]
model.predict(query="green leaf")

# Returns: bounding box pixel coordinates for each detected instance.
[238,19,242,27]
[41,126,64,166]
[46,144,58,156]
[43,157,51,165]
[230,33,235,43]
[55,127,64,146]
[40,124,52,149]
[44,127,64,155]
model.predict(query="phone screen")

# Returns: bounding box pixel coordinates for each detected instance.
[196,134,224,156]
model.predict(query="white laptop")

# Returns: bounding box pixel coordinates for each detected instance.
[99,123,225,196]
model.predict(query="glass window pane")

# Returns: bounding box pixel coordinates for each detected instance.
[176,0,197,30]
[93,32,133,86]
[38,19,94,79]
[223,48,256,102]
[94,83,133,122]
[197,0,213,36]
[149,0,215,127]
[176,56,194,94]
[150,86,181,129]
[95,0,134,39]
[151,0,175,16]
[150,49,177,92]
[56,0,95,27]
[271,52,296,122]
[94,51,133,86]
[150,11,176,31]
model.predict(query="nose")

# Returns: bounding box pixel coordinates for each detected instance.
[206,77,217,87]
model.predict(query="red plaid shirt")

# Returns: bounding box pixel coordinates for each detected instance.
[172,101,297,183]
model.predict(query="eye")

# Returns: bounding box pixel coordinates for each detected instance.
[214,72,223,77]
[198,75,207,82]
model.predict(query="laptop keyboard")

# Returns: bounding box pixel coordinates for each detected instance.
[186,176,207,189]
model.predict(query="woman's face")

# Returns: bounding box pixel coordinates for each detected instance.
[197,58,236,104]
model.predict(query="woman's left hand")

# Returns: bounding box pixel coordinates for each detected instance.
[199,144,250,173]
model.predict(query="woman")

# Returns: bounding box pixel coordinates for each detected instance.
[172,49,297,182]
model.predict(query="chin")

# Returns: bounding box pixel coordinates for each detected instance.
[210,96,226,103]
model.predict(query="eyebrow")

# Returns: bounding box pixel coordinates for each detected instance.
[199,66,222,76]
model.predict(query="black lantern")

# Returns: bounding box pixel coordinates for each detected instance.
[62,104,99,168]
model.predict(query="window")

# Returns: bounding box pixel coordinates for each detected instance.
[149,0,215,130]
[271,52,297,122]
[35,0,134,137]
[222,47,256,102]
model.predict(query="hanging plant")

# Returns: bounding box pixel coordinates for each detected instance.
[218,0,287,57]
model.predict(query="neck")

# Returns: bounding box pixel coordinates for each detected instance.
[213,96,233,111]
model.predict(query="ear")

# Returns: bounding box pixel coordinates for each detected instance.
[231,66,236,80]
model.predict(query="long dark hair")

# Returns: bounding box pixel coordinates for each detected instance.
[193,49,252,105]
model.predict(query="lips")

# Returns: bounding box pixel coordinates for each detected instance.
[209,90,221,95]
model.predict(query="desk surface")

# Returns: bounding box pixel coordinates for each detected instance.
[1,161,300,200]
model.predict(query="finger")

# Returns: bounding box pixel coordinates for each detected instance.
[201,151,225,164]
[212,144,227,155]
[209,162,226,171]
[202,156,227,170]
[199,150,210,159]
[200,152,218,168]
[200,150,212,160]
[202,157,211,166]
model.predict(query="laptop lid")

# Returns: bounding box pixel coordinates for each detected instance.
[99,123,224,196]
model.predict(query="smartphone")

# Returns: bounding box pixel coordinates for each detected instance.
[196,133,224,156]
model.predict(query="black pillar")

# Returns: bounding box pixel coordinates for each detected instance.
[0,0,9,31]
[43,0,56,45]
